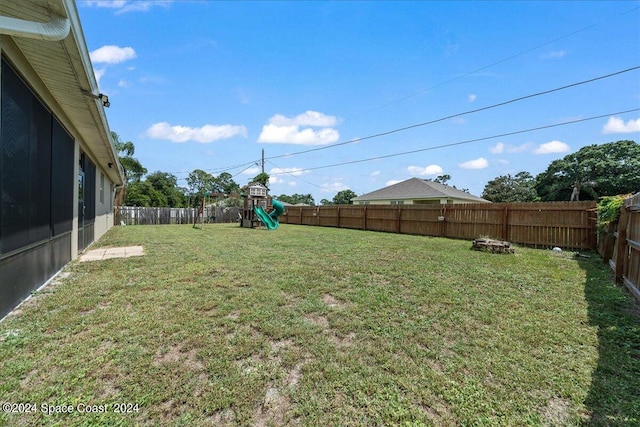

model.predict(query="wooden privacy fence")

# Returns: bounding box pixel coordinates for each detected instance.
[279,201,597,250]
[116,206,241,226]
[601,193,640,301]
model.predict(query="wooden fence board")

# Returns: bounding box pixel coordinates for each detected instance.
[281,201,597,250]
[116,207,241,226]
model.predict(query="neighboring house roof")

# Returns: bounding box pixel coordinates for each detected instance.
[351,178,490,203]
[1,0,124,186]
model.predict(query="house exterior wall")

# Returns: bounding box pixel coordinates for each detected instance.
[0,37,118,319]
[94,169,115,242]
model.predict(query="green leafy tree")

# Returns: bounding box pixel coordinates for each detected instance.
[332,189,357,204]
[482,172,539,203]
[433,174,451,185]
[251,172,270,188]
[535,140,640,201]
[187,169,215,207]
[146,171,186,207]
[276,193,315,205]
[215,172,241,195]
[124,181,151,206]
[320,198,332,205]
[112,132,147,184]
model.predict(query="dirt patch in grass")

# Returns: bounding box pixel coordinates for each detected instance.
[322,294,348,309]
[540,397,571,426]
[330,331,356,347]
[253,386,298,427]
[304,314,329,329]
[419,397,455,426]
[208,408,236,426]
[152,344,205,372]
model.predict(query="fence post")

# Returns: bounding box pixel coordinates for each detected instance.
[337,206,341,228]
[614,207,629,283]
[363,206,367,231]
[502,206,509,241]
[397,206,402,233]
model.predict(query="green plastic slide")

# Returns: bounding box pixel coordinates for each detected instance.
[253,199,285,230]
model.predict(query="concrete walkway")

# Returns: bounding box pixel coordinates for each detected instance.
[79,246,145,262]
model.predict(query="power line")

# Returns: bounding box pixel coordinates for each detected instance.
[264,65,640,162]
[268,108,640,176]
[264,159,327,190]
[346,26,598,120]
[345,5,639,120]
[172,159,260,176]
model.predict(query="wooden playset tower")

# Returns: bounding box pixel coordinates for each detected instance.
[240,182,272,228]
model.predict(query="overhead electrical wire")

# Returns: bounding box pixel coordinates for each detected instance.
[264,159,327,190]
[167,62,639,181]
[265,65,640,163]
[345,5,639,120]
[135,6,640,182]
[268,108,640,176]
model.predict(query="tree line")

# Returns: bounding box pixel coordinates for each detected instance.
[114,133,638,207]
[481,140,639,202]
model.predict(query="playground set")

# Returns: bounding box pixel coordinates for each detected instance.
[239,182,285,230]
[192,182,285,230]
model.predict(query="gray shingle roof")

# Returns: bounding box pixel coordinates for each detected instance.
[351,178,489,202]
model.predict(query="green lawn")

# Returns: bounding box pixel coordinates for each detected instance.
[1,224,638,426]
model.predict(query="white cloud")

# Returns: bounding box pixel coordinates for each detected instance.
[386,180,403,186]
[490,141,532,154]
[269,167,304,177]
[269,176,285,184]
[321,182,349,193]
[144,122,247,143]
[533,140,571,155]
[407,164,443,176]
[117,79,130,88]
[94,68,106,85]
[370,171,381,177]
[84,0,127,8]
[489,142,504,154]
[90,45,136,64]
[458,157,489,169]
[542,50,566,59]
[84,1,172,14]
[258,111,341,145]
[468,94,476,103]
[602,116,640,134]
[270,110,339,127]
[242,167,261,175]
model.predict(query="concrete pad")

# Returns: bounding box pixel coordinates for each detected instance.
[125,246,145,257]
[79,246,145,262]
[106,248,127,256]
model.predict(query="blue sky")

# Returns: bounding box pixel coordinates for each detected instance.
[77,1,640,202]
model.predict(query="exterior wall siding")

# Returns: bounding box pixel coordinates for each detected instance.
[0,37,118,319]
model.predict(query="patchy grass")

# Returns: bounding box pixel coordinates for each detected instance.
[1,224,638,426]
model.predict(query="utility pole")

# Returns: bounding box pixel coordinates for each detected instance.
[261,149,265,174]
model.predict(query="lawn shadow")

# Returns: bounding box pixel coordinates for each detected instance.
[579,255,640,426]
